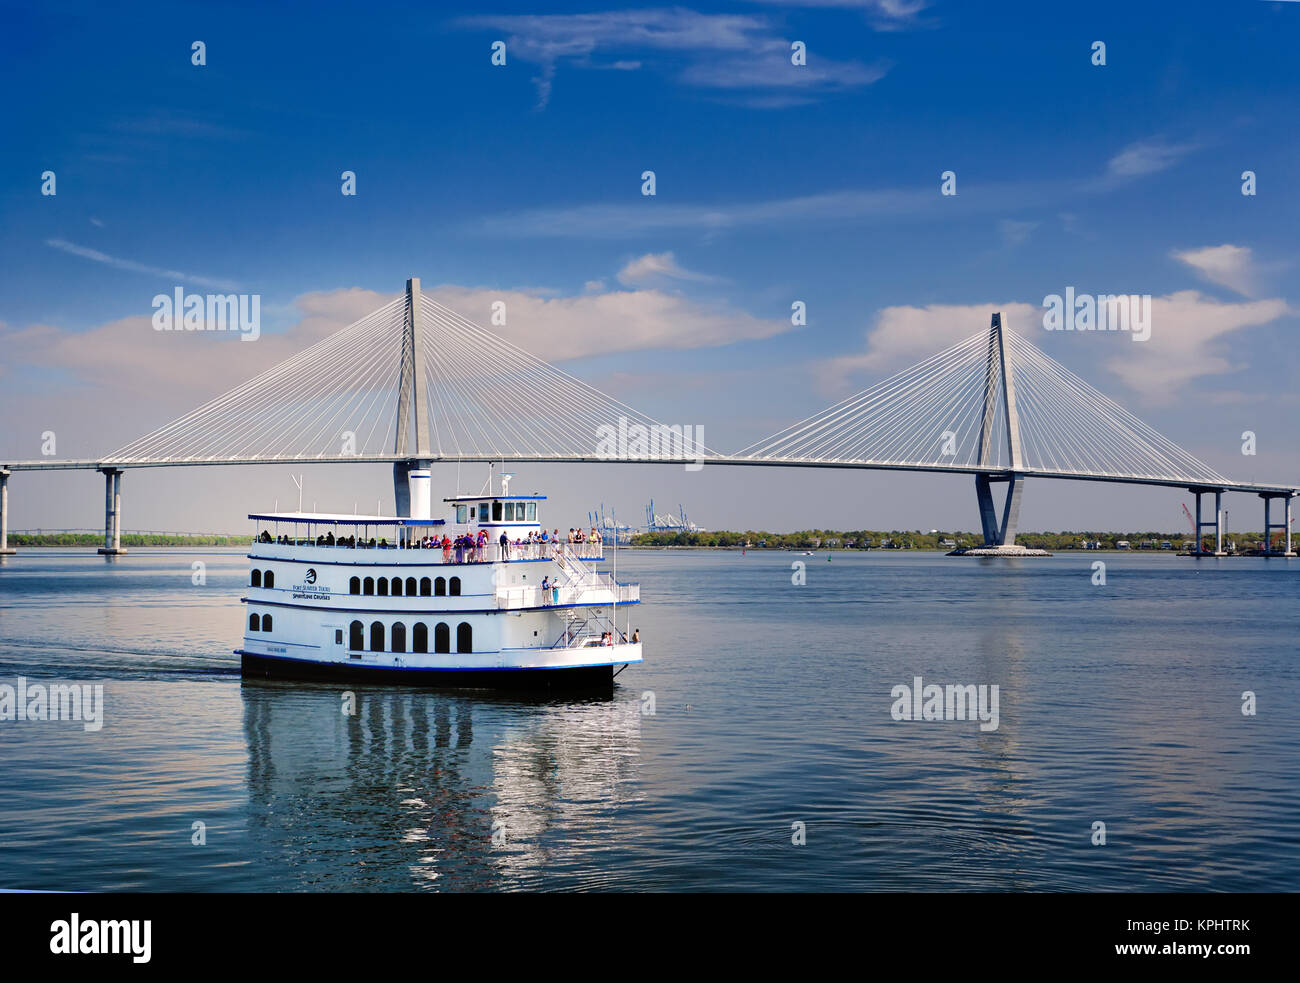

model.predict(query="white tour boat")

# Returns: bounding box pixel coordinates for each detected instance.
[237,472,642,689]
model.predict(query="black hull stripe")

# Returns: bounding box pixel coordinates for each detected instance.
[239,651,616,690]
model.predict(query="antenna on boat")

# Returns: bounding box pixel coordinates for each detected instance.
[289,473,304,513]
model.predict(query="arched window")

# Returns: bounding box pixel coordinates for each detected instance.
[264,570,275,589]
[434,622,450,654]
[251,570,262,588]
[391,622,406,653]
[434,576,446,597]
[391,577,403,596]
[456,622,472,653]
[413,623,428,653]
[419,577,432,596]
[349,576,360,594]
[405,577,417,596]
[449,576,461,597]
[378,578,389,596]
[370,621,385,652]
[262,614,273,632]
[363,577,375,596]
[349,620,364,650]
[249,613,260,631]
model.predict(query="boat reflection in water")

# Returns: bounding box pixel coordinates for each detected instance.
[240,678,644,891]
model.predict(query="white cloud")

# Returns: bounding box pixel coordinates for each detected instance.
[425,284,785,361]
[1171,244,1259,297]
[616,252,719,286]
[456,7,890,108]
[1105,138,1199,179]
[823,291,1293,404]
[1103,290,1291,402]
[826,302,1039,389]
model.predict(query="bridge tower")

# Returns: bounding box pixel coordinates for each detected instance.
[974,312,1024,548]
[393,277,434,519]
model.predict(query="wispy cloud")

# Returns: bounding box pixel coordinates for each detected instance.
[474,134,1205,240]
[44,239,238,291]
[1102,138,1200,181]
[743,0,933,31]
[1172,244,1262,297]
[456,7,891,108]
[617,252,721,286]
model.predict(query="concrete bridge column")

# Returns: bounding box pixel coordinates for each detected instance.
[97,468,126,555]
[1191,489,1226,556]
[975,472,1024,547]
[0,470,14,555]
[1260,492,1296,556]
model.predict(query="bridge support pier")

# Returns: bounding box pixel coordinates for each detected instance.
[1191,488,1226,556]
[1260,492,1295,556]
[0,470,14,555]
[976,472,1024,547]
[98,468,126,555]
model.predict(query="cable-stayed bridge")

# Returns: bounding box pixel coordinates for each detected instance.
[2,278,1295,557]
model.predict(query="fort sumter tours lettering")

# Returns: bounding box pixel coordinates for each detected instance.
[890,676,999,732]
[0,677,104,731]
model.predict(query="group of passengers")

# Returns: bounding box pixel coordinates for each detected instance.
[257,523,604,557]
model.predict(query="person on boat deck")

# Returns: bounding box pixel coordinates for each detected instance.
[441,534,451,562]
[259,530,272,543]
[326,532,335,546]
[541,576,550,599]
[499,531,510,560]
[631,628,640,643]
[590,527,600,543]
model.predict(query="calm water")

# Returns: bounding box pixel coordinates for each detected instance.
[0,547,1297,892]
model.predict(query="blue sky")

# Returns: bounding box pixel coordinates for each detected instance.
[2,0,1299,533]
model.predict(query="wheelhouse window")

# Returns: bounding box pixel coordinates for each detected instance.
[456,622,472,653]
[251,570,262,588]
[349,621,364,650]
[478,503,489,522]
[434,622,450,654]
[456,505,468,523]
[526,503,537,521]
[493,501,502,521]
[504,502,515,521]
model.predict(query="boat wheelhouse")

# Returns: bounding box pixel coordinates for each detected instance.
[237,484,641,689]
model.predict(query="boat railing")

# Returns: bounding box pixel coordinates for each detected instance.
[495,579,638,610]
[252,539,605,564]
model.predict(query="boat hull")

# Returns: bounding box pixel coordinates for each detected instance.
[239,649,617,691]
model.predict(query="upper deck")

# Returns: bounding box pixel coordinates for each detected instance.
[247,511,606,566]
